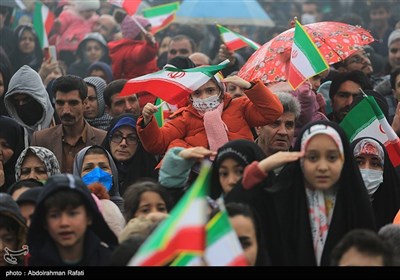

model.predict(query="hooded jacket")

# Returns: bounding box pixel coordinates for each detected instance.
[27,174,117,266]
[4,65,54,146]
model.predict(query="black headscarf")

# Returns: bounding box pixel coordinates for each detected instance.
[0,116,24,190]
[228,120,376,266]
[351,137,400,229]
[210,139,266,199]
[10,25,43,73]
[102,113,157,196]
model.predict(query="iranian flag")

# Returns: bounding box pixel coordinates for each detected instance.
[128,162,210,266]
[33,2,54,48]
[108,0,142,15]
[143,2,180,34]
[217,24,260,52]
[172,199,248,266]
[119,61,228,105]
[340,95,400,168]
[287,19,328,90]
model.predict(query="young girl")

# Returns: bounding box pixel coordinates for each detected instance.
[138,75,283,157]
[27,174,117,266]
[351,137,400,229]
[122,181,172,223]
[227,121,376,266]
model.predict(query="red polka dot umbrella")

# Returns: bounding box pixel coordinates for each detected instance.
[238,21,374,84]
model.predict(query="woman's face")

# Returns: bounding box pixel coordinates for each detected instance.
[81,153,112,177]
[109,126,138,162]
[85,40,103,63]
[19,30,35,54]
[303,134,344,190]
[218,158,244,195]
[355,154,383,171]
[230,214,258,266]
[134,191,168,218]
[0,137,13,164]
[20,153,47,181]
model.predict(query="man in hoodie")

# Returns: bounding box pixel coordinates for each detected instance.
[4,65,54,147]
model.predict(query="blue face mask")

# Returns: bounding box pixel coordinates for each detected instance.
[81,167,113,191]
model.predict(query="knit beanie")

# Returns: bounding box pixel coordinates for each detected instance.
[121,15,151,40]
[74,0,100,12]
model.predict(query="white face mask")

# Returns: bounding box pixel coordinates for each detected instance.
[360,169,383,198]
[192,94,221,113]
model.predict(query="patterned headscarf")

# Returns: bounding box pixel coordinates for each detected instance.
[15,146,60,181]
[353,138,384,167]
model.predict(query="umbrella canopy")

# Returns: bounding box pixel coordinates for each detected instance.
[175,0,274,27]
[238,21,374,84]
[0,0,26,9]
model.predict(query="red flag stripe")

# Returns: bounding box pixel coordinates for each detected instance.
[140,226,204,266]
[385,142,400,168]
[225,38,247,52]
[287,63,304,89]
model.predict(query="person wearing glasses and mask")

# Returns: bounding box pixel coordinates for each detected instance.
[102,114,157,196]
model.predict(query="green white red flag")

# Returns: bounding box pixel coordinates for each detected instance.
[128,162,210,266]
[108,0,142,15]
[33,2,54,48]
[172,198,248,266]
[142,2,180,34]
[287,19,328,90]
[340,95,400,168]
[119,61,229,105]
[217,24,260,52]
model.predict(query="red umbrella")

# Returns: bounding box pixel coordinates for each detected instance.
[238,21,374,84]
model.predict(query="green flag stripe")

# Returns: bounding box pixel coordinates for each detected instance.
[33,2,44,47]
[206,211,231,245]
[164,62,228,77]
[366,95,385,119]
[293,21,327,72]
[340,98,376,141]
[143,2,179,17]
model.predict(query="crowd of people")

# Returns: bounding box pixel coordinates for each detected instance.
[1,0,400,267]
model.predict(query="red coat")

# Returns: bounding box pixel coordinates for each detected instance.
[137,80,283,155]
[108,38,159,80]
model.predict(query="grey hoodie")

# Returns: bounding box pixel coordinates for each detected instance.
[4,65,54,145]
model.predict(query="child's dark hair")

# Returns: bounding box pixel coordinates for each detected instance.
[123,180,172,222]
[8,179,43,196]
[0,214,27,255]
[43,189,88,214]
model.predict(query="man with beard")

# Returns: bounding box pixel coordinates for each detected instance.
[31,75,106,173]
[327,70,373,123]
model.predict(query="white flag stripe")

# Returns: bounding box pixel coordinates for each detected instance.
[147,14,171,27]
[204,231,244,266]
[351,119,389,143]
[291,43,316,79]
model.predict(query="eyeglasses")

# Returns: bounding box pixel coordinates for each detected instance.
[110,134,138,145]
[345,52,370,65]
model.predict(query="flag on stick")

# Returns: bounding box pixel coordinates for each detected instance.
[217,24,260,52]
[340,95,400,168]
[287,19,329,90]
[108,0,142,15]
[143,2,180,34]
[33,2,54,48]
[128,161,211,266]
[119,61,229,105]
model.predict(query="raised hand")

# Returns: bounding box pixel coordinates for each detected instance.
[142,102,159,126]
[178,146,216,161]
[258,151,304,173]
[223,75,252,90]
